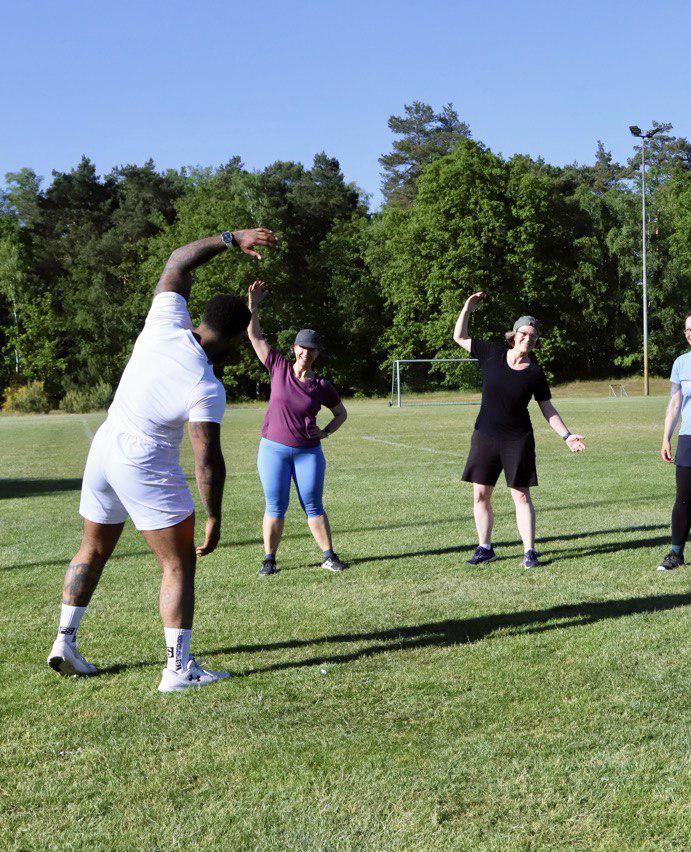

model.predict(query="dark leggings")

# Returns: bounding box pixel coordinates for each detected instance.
[671,465,691,548]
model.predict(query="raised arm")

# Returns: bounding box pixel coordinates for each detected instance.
[453,291,485,354]
[188,421,226,556]
[247,280,271,365]
[538,399,586,452]
[661,383,682,462]
[155,228,277,300]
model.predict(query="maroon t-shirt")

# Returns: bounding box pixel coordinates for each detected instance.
[261,349,341,448]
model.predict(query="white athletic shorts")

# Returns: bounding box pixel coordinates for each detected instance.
[79,421,194,531]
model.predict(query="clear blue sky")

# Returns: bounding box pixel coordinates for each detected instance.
[2,0,689,208]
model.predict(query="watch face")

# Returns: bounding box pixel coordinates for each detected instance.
[222,231,233,246]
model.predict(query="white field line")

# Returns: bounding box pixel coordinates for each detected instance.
[81,419,94,441]
[362,436,465,458]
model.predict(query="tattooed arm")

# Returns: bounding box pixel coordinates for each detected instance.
[188,421,226,555]
[155,228,277,300]
[661,382,682,462]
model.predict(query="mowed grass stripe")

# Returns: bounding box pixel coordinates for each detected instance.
[1,397,689,850]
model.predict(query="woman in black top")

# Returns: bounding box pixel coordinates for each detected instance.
[454,292,585,567]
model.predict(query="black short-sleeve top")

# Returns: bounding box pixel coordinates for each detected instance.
[470,339,551,439]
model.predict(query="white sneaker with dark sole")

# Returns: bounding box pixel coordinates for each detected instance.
[47,640,97,677]
[321,554,348,572]
[157,657,230,693]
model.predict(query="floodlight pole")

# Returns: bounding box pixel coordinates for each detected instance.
[641,136,649,397]
[629,124,662,396]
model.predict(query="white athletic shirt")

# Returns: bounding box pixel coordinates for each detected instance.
[107,292,226,452]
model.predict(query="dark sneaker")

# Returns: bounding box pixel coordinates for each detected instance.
[657,551,684,571]
[321,554,347,573]
[521,549,540,568]
[258,557,278,576]
[466,546,497,565]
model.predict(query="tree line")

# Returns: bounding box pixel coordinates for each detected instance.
[1,103,690,407]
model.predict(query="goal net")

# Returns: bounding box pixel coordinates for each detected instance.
[388,358,481,407]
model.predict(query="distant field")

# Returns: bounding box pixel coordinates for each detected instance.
[1,396,689,850]
[388,375,671,406]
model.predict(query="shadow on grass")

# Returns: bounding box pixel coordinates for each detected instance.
[8,521,670,574]
[5,515,467,571]
[95,592,690,677]
[345,524,668,567]
[0,478,83,499]
[201,592,690,677]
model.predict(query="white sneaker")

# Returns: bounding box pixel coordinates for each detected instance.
[47,639,97,677]
[321,553,348,572]
[157,657,230,693]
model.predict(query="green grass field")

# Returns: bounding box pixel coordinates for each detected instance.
[1,395,689,850]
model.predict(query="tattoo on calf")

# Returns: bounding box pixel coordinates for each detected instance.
[62,561,103,606]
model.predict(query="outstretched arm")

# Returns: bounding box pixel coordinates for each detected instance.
[247,280,271,365]
[188,421,226,556]
[661,383,682,462]
[453,291,485,354]
[155,228,277,300]
[538,400,585,452]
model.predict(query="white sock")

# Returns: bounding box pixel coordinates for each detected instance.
[57,604,86,645]
[164,628,191,672]
[479,543,492,550]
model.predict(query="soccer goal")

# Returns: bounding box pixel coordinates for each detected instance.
[388,358,481,407]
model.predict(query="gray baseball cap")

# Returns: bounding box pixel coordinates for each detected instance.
[513,315,539,332]
[294,328,321,349]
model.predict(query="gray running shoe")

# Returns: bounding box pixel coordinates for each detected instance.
[321,554,347,572]
[657,551,684,571]
[466,546,497,565]
[521,549,540,568]
[258,557,278,576]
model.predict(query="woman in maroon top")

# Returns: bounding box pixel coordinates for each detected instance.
[247,280,348,576]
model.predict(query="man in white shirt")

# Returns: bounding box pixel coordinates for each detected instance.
[47,227,277,691]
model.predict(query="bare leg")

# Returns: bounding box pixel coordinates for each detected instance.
[307,513,333,551]
[262,514,285,556]
[141,513,196,628]
[509,486,535,552]
[62,520,124,605]
[472,484,494,545]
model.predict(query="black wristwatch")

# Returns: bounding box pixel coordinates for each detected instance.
[221,231,237,248]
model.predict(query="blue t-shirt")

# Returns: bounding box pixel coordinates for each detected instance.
[670,351,691,436]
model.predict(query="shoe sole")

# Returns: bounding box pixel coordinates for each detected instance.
[158,680,205,693]
[47,655,96,677]
[465,556,497,565]
[321,565,345,572]
[258,569,278,576]
[158,674,230,693]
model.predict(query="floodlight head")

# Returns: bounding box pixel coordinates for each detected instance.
[629,125,642,137]
[647,126,663,138]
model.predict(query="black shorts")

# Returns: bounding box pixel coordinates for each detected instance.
[462,429,538,488]
[675,434,691,467]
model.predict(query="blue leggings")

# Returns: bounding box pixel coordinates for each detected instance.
[257,438,326,519]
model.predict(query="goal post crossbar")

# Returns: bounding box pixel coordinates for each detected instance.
[388,358,480,407]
